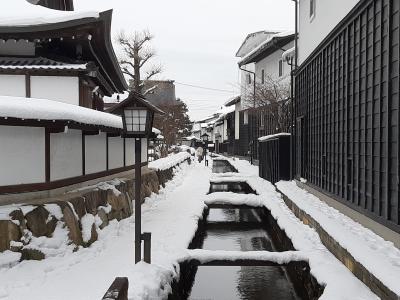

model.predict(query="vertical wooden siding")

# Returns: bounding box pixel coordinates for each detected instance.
[294,0,399,232]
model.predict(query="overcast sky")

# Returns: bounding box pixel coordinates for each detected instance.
[75,0,294,121]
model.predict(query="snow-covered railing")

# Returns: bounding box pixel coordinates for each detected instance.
[180,249,308,266]
[148,152,191,171]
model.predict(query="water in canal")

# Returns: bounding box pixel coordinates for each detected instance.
[188,208,301,300]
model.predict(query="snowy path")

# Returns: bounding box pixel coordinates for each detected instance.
[0,162,210,300]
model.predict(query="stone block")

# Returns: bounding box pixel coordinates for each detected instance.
[84,190,107,215]
[97,208,109,230]
[61,204,83,246]
[84,223,98,247]
[68,196,87,219]
[25,206,50,237]
[0,220,21,252]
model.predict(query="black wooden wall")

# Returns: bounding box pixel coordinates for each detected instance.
[294,0,399,232]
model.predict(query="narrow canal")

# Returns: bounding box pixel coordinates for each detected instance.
[188,208,300,300]
[171,158,321,300]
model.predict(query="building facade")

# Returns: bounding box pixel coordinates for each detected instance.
[0,1,149,196]
[294,0,400,232]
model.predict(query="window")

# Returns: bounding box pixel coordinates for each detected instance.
[247,74,252,84]
[310,0,316,20]
[261,69,265,84]
[279,60,283,77]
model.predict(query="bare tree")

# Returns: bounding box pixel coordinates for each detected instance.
[243,75,291,133]
[116,30,162,93]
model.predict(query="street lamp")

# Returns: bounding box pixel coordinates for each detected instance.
[108,91,164,264]
[201,133,209,166]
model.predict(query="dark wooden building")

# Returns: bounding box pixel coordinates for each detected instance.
[294,0,400,232]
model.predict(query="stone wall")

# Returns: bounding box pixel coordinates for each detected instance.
[0,158,190,263]
[276,186,398,300]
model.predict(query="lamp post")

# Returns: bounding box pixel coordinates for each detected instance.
[201,133,209,166]
[108,92,164,264]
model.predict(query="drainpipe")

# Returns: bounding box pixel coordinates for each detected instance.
[239,66,256,163]
[291,0,299,68]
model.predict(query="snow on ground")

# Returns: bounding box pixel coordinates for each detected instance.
[0,160,209,300]
[217,157,379,300]
[276,180,400,297]
[148,152,191,171]
[0,155,387,299]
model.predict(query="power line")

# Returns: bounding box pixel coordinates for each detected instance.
[175,81,235,93]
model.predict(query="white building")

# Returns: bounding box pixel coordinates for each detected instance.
[297,0,359,65]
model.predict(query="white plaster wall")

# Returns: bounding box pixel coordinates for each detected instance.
[50,129,82,181]
[234,102,241,140]
[0,75,26,97]
[125,138,135,166]
[108,136,124,170]
[255,41,294,84]
[223,119,228,141]
[0,126,45,185]
[31,76,79,105]
[298,0,359,65]
[0,40,35,56]
[85,133,107,174]
[239,63,255,110]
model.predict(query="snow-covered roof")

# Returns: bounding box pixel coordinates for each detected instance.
[224,95,241,107]
[239,31,295,66]
[258,133,290,142]
[282,46,296,62]
[0,96,123,129]
[0,0,99,27]
[0,57,89,71]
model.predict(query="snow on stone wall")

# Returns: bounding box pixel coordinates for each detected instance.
[50,129,82,181]
[0,75,26,97]
[31,76,79,106]
[0,126,45,185]
[85,133,107,174]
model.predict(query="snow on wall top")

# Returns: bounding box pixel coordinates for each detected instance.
[0,96,123,129]
[0,0,99,27]
[258,133,291,142]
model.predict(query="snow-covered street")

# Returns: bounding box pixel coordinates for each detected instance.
[0,161,210,299]
[0,156,392,299]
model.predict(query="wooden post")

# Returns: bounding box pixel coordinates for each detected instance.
[135,138,142,264]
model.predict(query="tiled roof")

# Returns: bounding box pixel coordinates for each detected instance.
[0,57,88,71]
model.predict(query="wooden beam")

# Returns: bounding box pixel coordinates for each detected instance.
[25,73,30,98]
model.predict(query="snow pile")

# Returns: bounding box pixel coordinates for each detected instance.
[282,46,296,61]
[258,132,290,142]
[276,180,400,296]
[212,156,379,300]
[181,249,308,265]
[24,222,74,258]
[148,152,191,171]
[0,96,123,129]
[0,0,99,27]
[0,251,21,269]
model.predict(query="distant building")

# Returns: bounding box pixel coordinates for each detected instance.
[142,80,177,106]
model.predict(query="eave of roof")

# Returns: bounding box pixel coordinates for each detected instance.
[0,9,128,95]
[224,95,241,107]
[0,56,90,71]
[106,91,165,115]
[239,32,295,66]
